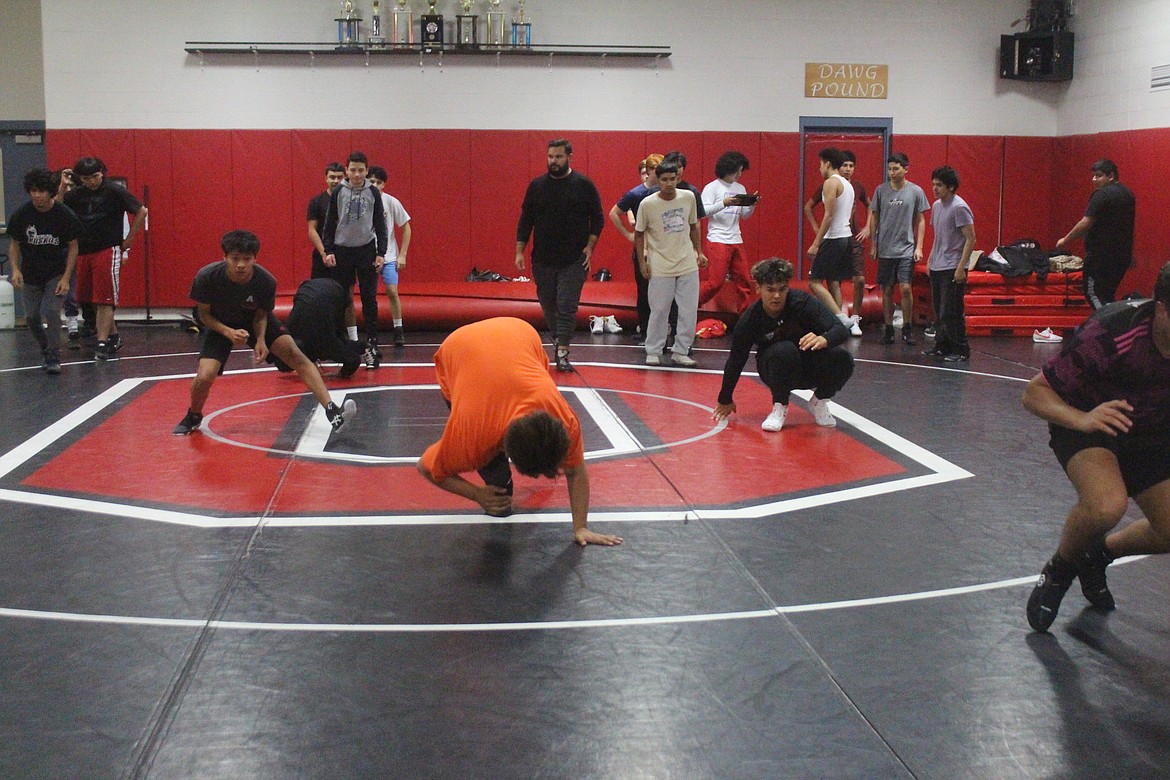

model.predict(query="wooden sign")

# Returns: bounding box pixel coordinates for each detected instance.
[805,63,888,99]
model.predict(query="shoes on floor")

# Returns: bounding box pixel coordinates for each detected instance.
[1026,555,1076,632]
[1078,539,1116,610]
[589,315,604,335]
[44,352,61,375]
[761,403,787,432]
[393,326,406,347]
[1033,327,1063,344]
[172,409,204,435]
[555,351,573,373]
[645,353,661,366]
[922,347,947,358]
[95,341,119,361]
[363,345,379,370]
[67,331,81,350]
[326,398,357,433]
[809,395,837,427]
[924,325,936,338]
[848,315,863,337]
[901,326,917,345]
[670,353,697,368]
[943,352,970,363]
[603,315,623,334]
[879,325,895,345]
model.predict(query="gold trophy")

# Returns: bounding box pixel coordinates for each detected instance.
[391,0,414,47]
[485,0,506,47]
[370,0,386,45]
[456,0,480,49]
[510,0,531,47]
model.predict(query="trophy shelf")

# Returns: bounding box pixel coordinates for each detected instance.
[184,41,671,59]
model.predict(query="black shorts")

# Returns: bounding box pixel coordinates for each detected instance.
[877,257,914,286]
[199,311,288,364]
[810,237,853,281]
[850,239,865,277]
[1049,424,1170,497]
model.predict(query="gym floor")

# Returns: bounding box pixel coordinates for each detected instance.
[1,322,1168,779]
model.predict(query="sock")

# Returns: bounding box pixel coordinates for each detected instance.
[393,318,403,328]
[347,326,358,340]
[837,313,851,325]
[67,316,78,332]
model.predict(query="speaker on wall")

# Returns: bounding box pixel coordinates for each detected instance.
[1000,31,1074,82]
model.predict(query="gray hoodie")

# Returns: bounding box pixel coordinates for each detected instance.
[323,179,388,256]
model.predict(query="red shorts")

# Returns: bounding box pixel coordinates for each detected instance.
[76,247,124,306]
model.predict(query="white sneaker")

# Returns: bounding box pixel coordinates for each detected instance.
[849,315,863,337]
[589,315,604,335]
[1032,327,1063,343]
[645,354,661,366]
[761,403,787,432]
[603,315,623,334]
[808,395,836,427]
[892,310,904,328]
[670,353,697,368]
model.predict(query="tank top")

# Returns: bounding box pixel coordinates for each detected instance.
[825,173,855,240]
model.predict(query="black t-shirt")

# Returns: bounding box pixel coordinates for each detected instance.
[5,201,83,285]
[190,261,278,330]
[63,181,143,254]
[286,278,362,364]
[1085,182,1135,270]
[306,190,331,261]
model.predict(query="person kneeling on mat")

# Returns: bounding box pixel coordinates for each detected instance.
[712,257,854,432]
[416,317,622,547]
[173,229,355,436]
[269,277,364,379]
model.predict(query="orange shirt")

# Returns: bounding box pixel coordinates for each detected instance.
[420,317,584,481]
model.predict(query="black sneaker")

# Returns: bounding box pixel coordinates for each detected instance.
[902,326,917,345]
[95,341,119,361]
[921,346,947,358]
[555,352,572,373]
[108,333,123,352]
[172,409,204,435]
[1026,555,1076,632]
[325,399,357,433]
[367,337,382,358]
[879,325,895,344]
[1078,539,1116,610]
[393,326,405,348]
[363,346,379,371]
[943,351,970,363]
[924,325,936,338]
[45,353,62,375]
[67,331,81,350]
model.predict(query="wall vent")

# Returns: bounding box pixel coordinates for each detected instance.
[1152,64,1170,91]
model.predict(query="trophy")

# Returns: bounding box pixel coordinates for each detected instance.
[510,0,531,48]
[485,0,506,47]
[335,0,363,49]
[421,0,443,52]
[456,0,480,49]
[391,0,414,46]
[369,0,386,45]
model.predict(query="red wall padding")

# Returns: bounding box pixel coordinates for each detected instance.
[42,127,1170,307]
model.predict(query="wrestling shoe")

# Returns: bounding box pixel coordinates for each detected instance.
[555,351,573,373]
[848,315,863,337]
[44,351,61,375]
[393,326,406,347]
[95,341,119,361]
[589,315,604,335]
[808,395,836,427]
[363,345,379,370]
[670,353,698,368]
[1078,539,1116,610]
[1026,554,1076,632]
[326,399,357,434]
[761,403,787,432]
[901,325,917,345]
[1033,327,1063,344]
[879,325,895,344]
[67,331,81,350]
[943,351,970,363]
[645,354,661,366]
[924,325,936,338]
[603,315,623,334]
[921,346,947,358]
[172,409,203,435]
[108,333,123,352]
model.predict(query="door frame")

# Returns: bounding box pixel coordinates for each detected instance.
[797,116,892,279]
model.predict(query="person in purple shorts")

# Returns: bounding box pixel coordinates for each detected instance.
[1022,260,1170,631]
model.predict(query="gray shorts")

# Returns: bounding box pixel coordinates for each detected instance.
[877,256,914,286]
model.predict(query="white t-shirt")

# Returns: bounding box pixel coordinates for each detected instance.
[701,178,756,245]
[634,190,698,277]
[380,191,411,261]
